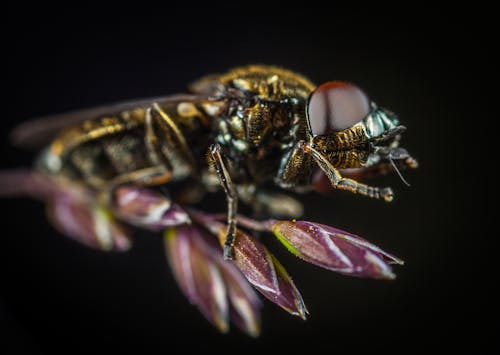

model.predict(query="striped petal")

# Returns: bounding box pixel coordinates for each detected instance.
[164,225,229,333]
[217,259,261,337]
[115,186,190,230]
[272,220,403,279]
[48,193,131,251]
[190,212,307,320]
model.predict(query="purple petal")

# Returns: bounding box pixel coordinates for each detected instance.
[115,186,190,230]
[272,220,402,280]
[0,169,132,251]
[93,206,132,252]
[188,211,308,319]
[192,228,262,336]
[221,229,307,318]
[232,230,307,319]
[304,221,403,265]
[231,231,278,293]
[0,169,63,200]
[217,259,262,337]
[48,193,131,251]
[164,225,229,333]
[266,253,308,319]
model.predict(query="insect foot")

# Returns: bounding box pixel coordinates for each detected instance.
[380,187,394,202]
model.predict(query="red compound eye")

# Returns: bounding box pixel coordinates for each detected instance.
[307,81,370,135]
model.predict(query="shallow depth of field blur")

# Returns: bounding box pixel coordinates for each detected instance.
[1,4,489,355]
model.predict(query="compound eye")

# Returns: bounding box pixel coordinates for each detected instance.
[308,81,370,135]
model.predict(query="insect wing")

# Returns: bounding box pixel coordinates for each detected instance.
[10,94,206,149]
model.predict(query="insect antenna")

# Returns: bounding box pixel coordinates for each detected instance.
[389,157,411,187]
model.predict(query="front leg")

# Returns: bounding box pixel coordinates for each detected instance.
[301,141,394,202]
[209,143,238,260]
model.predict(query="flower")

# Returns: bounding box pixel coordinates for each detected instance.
[1,170,404,336]
[189,211,308,320]
[271,220,403,279]
[164,225,261,336]
[47,192,131,251]
[0,169,131,251]
[114,186,190,230]
[224,230,307,319]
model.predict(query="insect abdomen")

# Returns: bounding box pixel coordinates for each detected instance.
[38,110,153,188]
[70,130,152,187]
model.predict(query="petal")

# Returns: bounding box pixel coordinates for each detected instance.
[217,259,261,337]
[115,186,190,230]
[151,204,191,229]
[163,227,197,302]
[187,211,307,319]
[267,253,308,319]
[0,169,59,200]
[309,221,404,265]
[193,228,262,337]
[272,220,401,280]
[93,206,132,252]
[0,169,132,251]
[231,231,278,293]
[234,231,307,319]
[48,193,131,251]
[228,229,307,319]
[164,226,229,333]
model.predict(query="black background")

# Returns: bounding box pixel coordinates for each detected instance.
[1,4,493,354]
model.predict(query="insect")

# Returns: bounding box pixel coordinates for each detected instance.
[7,65,417,260]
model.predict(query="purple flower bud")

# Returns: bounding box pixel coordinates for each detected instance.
[217,258,262,337]
[0,169,132,251]
[165,225,229,333]
[165,225,263,335]
[229,230,308,319]
[186,228,263,336]
[272,220,403,280]
[48,192,132,251]
[190,211,308,320]
[180,210,308,319]
[114,186,190,230]
[0,169,64,200]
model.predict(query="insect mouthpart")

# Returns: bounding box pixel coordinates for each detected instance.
[369,144,418,186]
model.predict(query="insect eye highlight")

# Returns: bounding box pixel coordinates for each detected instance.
[307,81,370,135]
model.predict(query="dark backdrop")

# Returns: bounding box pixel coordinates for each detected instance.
[1,4,492,354]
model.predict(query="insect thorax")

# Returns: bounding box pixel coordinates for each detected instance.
[191,65,316,184]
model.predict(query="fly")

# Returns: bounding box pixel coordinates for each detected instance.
[6,65,418,260]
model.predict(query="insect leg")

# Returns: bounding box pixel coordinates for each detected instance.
[99,105,180,217]
[148,102,198,172]
[209,143,238,260]
[144,106,174,169]
[274,142,315,190]
[301,141,394,202]
[99,166,173,211]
